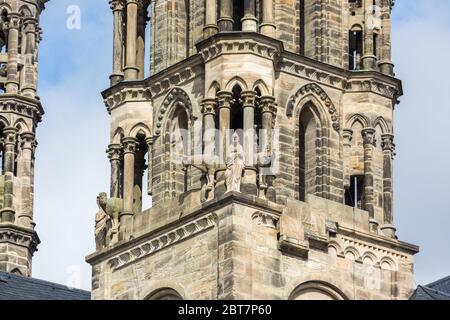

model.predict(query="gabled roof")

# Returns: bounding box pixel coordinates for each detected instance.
[0,271,90,300]
[410,276,450,300]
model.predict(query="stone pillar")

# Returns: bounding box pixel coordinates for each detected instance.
[362,11,377,70]
[260,0,276,37]
[201,99,217,200]
[136,5,148,80]
[258,96,276,198]
[5,13,21,94]
[381,134,396,238]
[241,90,257,194]
[218,0,233,31]
[110,0,125,85]
[204,0,218,38]
[21,18,37,98]
[124,0,139,80]
[379,6,394,75]
[216,91,232,195]
[145,137,153,196]
[362,128,377,232]
[16,132,35,228]
[120,137,137,239]
[242,0,257,32]
[108,144,122,198]
[0,127,17,223]
[342,129,353,188]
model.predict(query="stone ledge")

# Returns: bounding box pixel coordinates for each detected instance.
[0,224,40,254]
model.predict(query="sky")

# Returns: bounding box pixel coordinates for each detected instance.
[31,0,450,291]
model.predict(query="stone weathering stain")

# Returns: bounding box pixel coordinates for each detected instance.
[86,0,419,300]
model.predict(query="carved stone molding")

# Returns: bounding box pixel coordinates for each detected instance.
[107,213,217,271]
[0,226,40,254]
[0,97,43,123]
[287,83,341,131]
[346,79,398,99]
[155,88,192,137]
[104,87,152,113]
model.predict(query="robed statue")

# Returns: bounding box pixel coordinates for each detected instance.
[225,132,245,193]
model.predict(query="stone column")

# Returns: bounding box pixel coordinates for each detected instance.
[110,0,125,85]
[201,99,217,200]
[362,10,377,70]
[16,132,35,228]
[342,129,353,188]
[361,128,377,232]
[145,137,153,196]
[258,96,276,198]
[204,0,218,38]
[379,5,394,75]
[381,134,396,238]
[260,0,276,37]
[108,144,122,198]
[0,127,17,223]
[120,137,137,239]
[124,0,139,80]
[241,90,257,194]
[136,5,148,80]
[242,0,257,32]
[218,0,233,31]
[21,18,37,98]
[5,13,21,94]
[215,91,232,196]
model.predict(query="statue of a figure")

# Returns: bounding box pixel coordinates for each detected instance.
[95,192,109,250]
[95,192,122,250]
[225,132,245,193]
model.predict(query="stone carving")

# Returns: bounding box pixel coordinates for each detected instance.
[95,192,122,250]
[225,132,245,193]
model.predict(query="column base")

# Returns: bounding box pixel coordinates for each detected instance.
[241,17,258,32]
[203,25,219,39]
[378,61,395,76]
[259,23,276,37]
[369,218,379,234]
[5,81,19,94]
[218,17,234,32]
[380,224,397,238]
[123,66,139,81]
[110,73,124,86]
[0,208,15,223]
[361,55,378,71]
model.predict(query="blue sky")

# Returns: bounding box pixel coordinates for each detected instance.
[31,0,450,291]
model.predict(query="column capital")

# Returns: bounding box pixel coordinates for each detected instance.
[3,126,18,143]
[108,143,123,161]
[201,98,218,115]
[342,128,353,146]
[110,0,125,11]
[381,133,395,152]
[259,96,277,115]
[7,13,21,29]
[241,90,257,108]
[217,91,233,109]
[20,132,36,150]
[361,127,376,146]
[122,137,138,154]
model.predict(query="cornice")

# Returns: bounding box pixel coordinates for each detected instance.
[0,94,44,123]
[0,224,40,254]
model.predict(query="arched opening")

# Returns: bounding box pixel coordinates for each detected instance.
[254,86,263,149]
[231,85,244,137]
[349,25,363,70]
[146,288,183,300]
[289,281,348,300]
[298,104,320,201]
[232,0,245,31]
[133,132,149,213]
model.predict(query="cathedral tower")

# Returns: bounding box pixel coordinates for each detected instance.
[0,0,48,276]
[87,0,418,300]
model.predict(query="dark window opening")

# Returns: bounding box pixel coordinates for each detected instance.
[233,0,245,31]
[373,33,378,57]
[345,175,364,209]
[349,30,363,70]
[254,87,263,149]
[231,85,243,133]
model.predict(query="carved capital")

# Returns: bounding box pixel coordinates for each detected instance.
[381,134,395,153]
[343,129,353,147]
[361,128,376,147]
[3,127,18,146]
[7,13,21,30]
[241,90,257,108]
[110,0,125,11]
[20,132,35,151]
[108,143,123,161]
[122,137,138,154]
[201,98,218,116]
[259,96,277,115]
[217,91,233,110]
[23,18,37,33]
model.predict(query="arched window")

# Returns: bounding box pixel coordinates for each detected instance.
[231,84,244,134]
[146,288,183,300]
[349,25,363,70]
[289,281,348,300]
[299,104,320,201]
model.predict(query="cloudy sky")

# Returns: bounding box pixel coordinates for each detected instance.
[31,0,450,291]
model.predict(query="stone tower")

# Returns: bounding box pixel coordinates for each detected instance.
[0,0,48,277]
[87,0,419,300]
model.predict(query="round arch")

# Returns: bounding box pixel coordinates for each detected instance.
[289,281,349,300]
[145,287,183,300]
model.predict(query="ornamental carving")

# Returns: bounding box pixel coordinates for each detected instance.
[155,88,192,137]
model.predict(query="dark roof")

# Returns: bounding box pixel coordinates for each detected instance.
[0,271,90,300]
[410,276,450,300]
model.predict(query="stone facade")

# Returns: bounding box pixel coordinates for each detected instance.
[87,0,418,300]
[0,0,47,277]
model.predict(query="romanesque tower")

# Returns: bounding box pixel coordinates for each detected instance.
[87,0,419,300]
[0,0,48,276]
